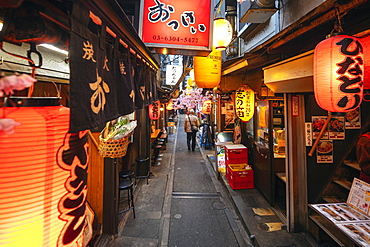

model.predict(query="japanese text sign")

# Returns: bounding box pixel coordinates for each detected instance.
[235,86,254,122]
[166,65,183,85]
[140,0,212,51]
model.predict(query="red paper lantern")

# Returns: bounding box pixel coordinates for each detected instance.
[149,100,160,120]
[314,34,364,112]
[235,85,254,122]
[0,97,89,247]
[201,100,212,114]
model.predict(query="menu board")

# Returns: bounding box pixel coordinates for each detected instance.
[347,178,370,215]
[310,178,370,246]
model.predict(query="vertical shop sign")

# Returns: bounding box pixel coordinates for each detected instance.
[292,96,299,116]
[140,0,212,51]
[305,123,313,146]
[165,65,182,85]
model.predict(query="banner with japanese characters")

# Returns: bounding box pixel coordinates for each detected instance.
[140,0,212,53]
[116,46,135,116]
[69,23,120,133]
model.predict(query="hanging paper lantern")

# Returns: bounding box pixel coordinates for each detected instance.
[149,100,160,120]
[235,85,255,122]
[194,49,222,88]
[201,100,212,114]
[213,18,233,51]
[0,97,89,247]
[167,101,174,110]
[314,34,364,112]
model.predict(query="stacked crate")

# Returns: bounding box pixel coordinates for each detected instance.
[224,144,254,190]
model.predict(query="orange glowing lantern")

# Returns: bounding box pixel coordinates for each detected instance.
[314,34,364,112]
[0,97,89,247]
[194,49,222,88]
[202,100,212,114]
[235,85,254,122]
[149,100,160,120]
[167,101,174,111]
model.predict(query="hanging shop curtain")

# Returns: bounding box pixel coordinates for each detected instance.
[116,42,135,116]
[69,1,139,132]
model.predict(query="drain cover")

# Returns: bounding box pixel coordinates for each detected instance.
[174,214,182,219]
[213,202,225,210]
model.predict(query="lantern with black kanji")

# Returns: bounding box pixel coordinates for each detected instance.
[235,85,254,122]
[201,100,212,114]
[314,34,364,112]
[194,49,222,88]
[149,100,160,120]
[0,97,89,247]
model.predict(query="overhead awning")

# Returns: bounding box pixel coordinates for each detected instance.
[263,50,314,93]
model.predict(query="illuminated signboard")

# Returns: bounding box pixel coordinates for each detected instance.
[140,0,213,55]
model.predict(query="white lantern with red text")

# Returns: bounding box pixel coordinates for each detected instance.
[314,34,364,112]
[235,86,254,122]
[149,100,160,120]
[202,100,212,114]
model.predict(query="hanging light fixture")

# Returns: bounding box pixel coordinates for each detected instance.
[193,49,222,88]
[149,100,160,120]
[314,34,364,112]
[213,18,233,51]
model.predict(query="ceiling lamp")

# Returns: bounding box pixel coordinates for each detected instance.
[213,18,233,51]
[314,34,364,112]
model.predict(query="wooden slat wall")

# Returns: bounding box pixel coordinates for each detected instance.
[88,132,104,224]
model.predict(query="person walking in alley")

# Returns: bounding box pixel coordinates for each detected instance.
[184,109,200,151]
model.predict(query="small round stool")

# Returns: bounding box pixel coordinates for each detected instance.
[135,155,150,185]
[119,170,134,180]
[118,179,135,218]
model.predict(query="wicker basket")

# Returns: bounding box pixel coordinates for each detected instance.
[98,132,132,158]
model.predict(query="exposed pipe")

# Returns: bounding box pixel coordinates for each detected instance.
[255,0,275,8]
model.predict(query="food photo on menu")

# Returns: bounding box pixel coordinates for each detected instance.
[312,116,329,139]
[328,116,345,139]
[345,108,361,129]
[316,140,333,163]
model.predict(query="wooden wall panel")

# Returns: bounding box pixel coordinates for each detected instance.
[88,132,104,224]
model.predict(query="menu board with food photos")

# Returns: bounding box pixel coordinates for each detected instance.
[309,178,370,247]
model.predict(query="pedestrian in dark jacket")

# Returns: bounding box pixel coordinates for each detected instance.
[184,109,199,151]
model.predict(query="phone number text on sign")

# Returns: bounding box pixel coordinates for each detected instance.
[152,35,199,43]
